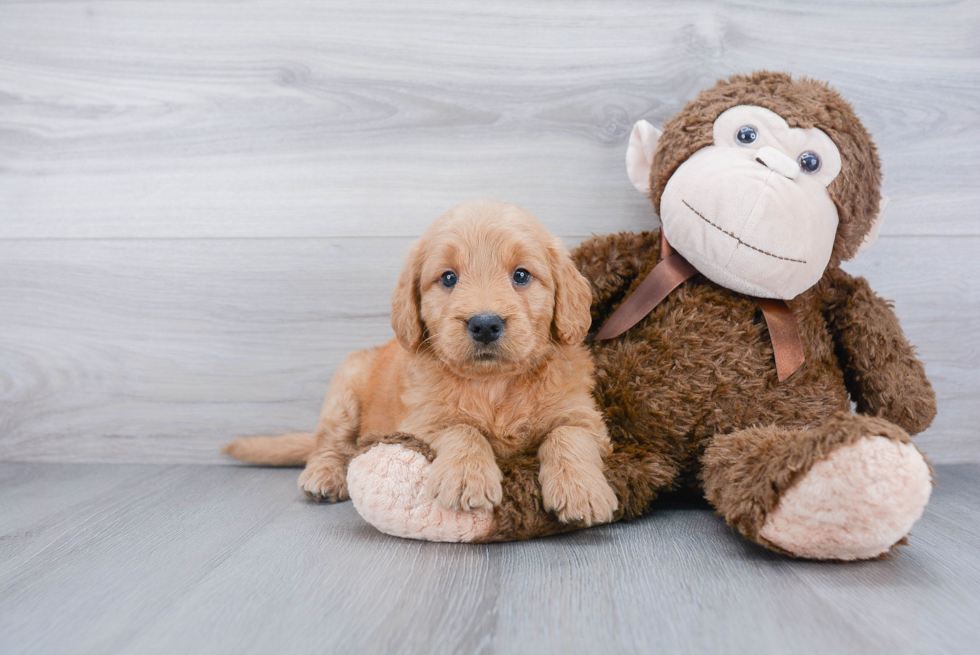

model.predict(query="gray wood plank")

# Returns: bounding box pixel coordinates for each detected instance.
[0,463,156,537]
[0,463,977,654]
[0,237,404,464]
[0,1,977,464]
[0,464,298,655]
[1,235,976,464]
[1,1,978,239]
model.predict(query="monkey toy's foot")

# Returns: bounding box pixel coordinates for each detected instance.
[704,413,933,561]
[347,437,495,543]
[758,434,932,560]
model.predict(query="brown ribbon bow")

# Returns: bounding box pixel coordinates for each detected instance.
[592,232,805,382]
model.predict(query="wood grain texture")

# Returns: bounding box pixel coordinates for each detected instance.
[1,0,978,239]
[1,462,978,654]
[1,0,978,464]
[1,236,976,463]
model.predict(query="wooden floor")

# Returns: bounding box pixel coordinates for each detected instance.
[0,462,977,654]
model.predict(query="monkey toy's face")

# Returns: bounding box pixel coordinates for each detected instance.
[660,106,842,299]
[627,88,884,301]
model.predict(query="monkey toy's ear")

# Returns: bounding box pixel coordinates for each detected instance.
[853,196,889,257]
[626,120,663,195]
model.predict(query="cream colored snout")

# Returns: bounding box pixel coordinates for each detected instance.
[754,146,799,180]
[659,146,839,299]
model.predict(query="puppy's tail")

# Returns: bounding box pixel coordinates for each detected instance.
[222,432,317,466]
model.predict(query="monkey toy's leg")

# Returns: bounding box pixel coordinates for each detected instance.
[700,413,933,560]
[346,435,679,542]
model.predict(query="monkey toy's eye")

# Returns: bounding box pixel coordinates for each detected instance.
[799,151,821,173]
[736,125,758,145]
[440,271,458,288]
[512,268,532,286]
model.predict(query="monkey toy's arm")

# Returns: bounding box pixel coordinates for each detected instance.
[571,230,662,328]
[822,268,937,435]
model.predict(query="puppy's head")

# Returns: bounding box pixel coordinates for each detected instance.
[391,200,592,377]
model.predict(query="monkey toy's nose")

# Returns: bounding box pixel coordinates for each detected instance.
[468,313,505,344]
[754,146,800,180]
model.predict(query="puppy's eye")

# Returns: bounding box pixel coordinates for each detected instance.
[799,151,821,173]
[440,271,458,288]
[736,125,758,146]
[512,268,531,286]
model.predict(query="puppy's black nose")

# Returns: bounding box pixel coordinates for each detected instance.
[468,313,504,344]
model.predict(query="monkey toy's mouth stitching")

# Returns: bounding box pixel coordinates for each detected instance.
[681,200,807,264]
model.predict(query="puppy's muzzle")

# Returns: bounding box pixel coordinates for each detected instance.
[468,313,505,344]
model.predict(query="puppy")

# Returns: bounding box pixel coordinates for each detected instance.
[224,199,617,525]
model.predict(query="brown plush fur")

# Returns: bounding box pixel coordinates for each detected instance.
[225,200,618,525]
[369,73,936,549]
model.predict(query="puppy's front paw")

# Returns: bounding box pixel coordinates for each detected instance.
[540,464,618,526]
[424,455,503,511]
[299,459,349,503]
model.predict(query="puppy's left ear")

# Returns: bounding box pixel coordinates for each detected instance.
[550,239,593,345]
[391,241,425,352]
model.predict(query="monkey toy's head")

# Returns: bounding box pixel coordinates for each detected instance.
[627,71,886,299]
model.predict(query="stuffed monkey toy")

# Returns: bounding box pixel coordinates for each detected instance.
[346,71,937,560]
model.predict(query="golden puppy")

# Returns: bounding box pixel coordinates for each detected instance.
[224,199,617,525]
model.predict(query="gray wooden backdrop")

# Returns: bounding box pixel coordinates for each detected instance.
[1,0,978,464]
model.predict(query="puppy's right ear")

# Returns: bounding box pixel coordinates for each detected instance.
[391,241,425,352]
